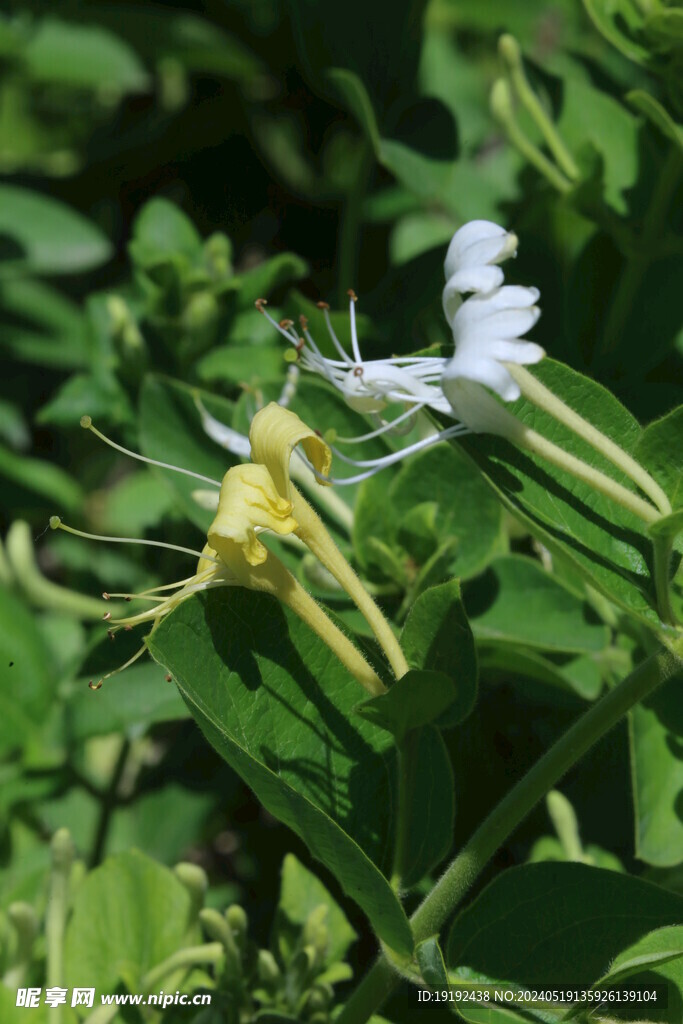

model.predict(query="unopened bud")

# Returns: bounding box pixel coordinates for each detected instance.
[257,949,281,986]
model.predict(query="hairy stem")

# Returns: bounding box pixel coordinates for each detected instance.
[507,364,672,517]
[337,646,683,1024]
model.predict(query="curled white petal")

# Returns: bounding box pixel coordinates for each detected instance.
[442,283,544,411]
[443,220,519,324]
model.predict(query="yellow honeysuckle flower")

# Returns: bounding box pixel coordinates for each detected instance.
[248,403,409,679]
[208,463,298,567]
[249,402,332,499]
[52,422,385,696]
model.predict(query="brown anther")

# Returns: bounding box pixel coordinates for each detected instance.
[299,314,309,329]
[165,674,173,683]
[353,366,364,377]
[296,337,305,352]
[316,301,330,310]
[254,298,267,310]
[124,624,133,631]
[102,591,110,601]
[279,318,294,329]
[347,289,358,302]
[103,611,112,621]
[125,596,132,602]
[107,629,115,642]
[88,680,103,691]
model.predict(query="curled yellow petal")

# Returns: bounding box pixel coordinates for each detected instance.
[208,463,298,567]
[249,403,332,498]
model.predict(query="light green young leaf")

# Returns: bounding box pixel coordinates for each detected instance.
[276,853,357,966]
[23,18,150,93]
[0,185,112,276]
[64,850,199,995]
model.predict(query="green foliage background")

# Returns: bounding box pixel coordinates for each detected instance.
[0,1,681,1021]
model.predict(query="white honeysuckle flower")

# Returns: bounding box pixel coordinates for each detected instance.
[255,294,452,417]
[443,220,518,324]
[442,284,544,412]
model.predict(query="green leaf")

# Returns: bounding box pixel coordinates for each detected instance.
[635,407,683,511]
[399,727,455,888]
[595,925,683,987]
[0,280,89,369]
[630,674,683,867]
[196,345,287,387]
[0,444,83,511]
[0,185,112,275]
[64,850,198,995]
[130,198,203,266]
[478,647,603,702]
[447,862,683,987]
[457,360,662,627]
[558,77,639,214]
[416,935,449,988]
[401,579,478,727]
[65,661,188,742]
[355,669,457,741]
[627,90,683,149]
[465,556,609,654]
[37,372,134,429]
[147,588,413,956]
[23,18,150,94]
[234,253,308,307]
[0,585,52,754]
[276,853,357,965]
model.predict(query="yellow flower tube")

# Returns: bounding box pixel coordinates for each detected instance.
[208,465,385,697]
[249,404,409,679]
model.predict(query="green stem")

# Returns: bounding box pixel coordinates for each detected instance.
[90,738,131,868]
[390,731,419,891]
[337,646,683,1024]
[337,140,373,304]
[46,830,75,1024]
[601,146,682,357]
[653,534,676,626]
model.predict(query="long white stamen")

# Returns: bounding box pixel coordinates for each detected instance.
[347,291,363,364]
[331,424,467,468]
[49,518,223,566]
[320,304,354,365]
[80,416,221,487]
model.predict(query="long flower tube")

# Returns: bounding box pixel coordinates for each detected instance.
[249,403,409,678]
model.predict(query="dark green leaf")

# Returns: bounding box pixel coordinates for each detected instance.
[401,579,478,726]
[355,669,457,741]
[416,935,449,988]
[24,17,150,93]
[457,360,662,627]
[465,556,609,654]
[447,862,683,987]
[147,589,413,955]
[398,727,454,888]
